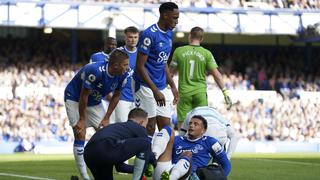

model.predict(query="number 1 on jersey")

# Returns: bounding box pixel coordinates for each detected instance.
[189,60,195,79]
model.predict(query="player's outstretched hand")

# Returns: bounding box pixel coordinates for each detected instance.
[171,87,180,105]
[74,118,86,136]
[222,88,232,110]
[153,89,166,107]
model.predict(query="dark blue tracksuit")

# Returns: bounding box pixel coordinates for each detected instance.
[84,120,151,180]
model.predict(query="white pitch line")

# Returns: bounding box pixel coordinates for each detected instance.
[248,158,320,166]
[0,172,56,180]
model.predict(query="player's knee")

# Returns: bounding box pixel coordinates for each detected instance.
[156,116,171,130]
[147,118,157,135]
[178,154,192,179]
[161,125,174,145]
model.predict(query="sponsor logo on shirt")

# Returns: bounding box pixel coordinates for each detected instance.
[157,51,170,63]
[175,144,204,155]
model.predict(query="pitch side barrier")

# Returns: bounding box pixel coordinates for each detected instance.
[1,86,320,153]
[1,140,320,154]
[0,86,319,103]
[1,0,320,34]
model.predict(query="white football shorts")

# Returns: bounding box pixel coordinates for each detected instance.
[114,100,135,123]
[65,99,106,129]
[132,79,172,118]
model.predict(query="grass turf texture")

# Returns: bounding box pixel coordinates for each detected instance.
[0,153,320,180]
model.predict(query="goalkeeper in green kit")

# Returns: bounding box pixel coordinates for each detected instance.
[170,26,232,130]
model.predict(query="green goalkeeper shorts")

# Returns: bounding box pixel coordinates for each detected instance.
[177,92,208,123]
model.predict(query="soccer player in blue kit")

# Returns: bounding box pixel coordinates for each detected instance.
[152,115,231,180]
[133,2,180,136]
[180,106,240,160]
[114,26,139,123]
[64,49,130,180]
[89,36,118,118]
[90,37,117,63]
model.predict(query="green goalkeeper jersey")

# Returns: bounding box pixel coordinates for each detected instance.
[171,45,218,96]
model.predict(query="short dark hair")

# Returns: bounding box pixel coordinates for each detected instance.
[190,27,204,40]
[128,108,148,119]
[108,49,128,65]
[191,115,207,130]
[159,2,178,14]
[105,37,116,44]
[124,26,139,34]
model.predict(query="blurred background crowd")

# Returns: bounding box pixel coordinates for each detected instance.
[58,0,320,9]
[0,37,319,144]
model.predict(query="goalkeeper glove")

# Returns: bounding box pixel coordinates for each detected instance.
[222,88,232,110]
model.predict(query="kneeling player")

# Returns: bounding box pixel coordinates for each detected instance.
[152,115,231,180]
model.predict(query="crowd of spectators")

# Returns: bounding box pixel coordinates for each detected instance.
[215,97,320,142]
[62,0,320,9]
[206,47,320,95]
[0,38,319,145]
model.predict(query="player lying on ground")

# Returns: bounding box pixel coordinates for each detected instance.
[180,106,240,160]
[151,115,231,180]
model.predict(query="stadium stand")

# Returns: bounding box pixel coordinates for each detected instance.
[52,0,320,9]
[0,38,319,144]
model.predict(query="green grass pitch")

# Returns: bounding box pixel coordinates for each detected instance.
[0,153,319,180]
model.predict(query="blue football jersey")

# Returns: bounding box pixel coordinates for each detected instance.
[118,46,137,102]
[172,136,225,173]
[64,61,130,106]
[133,23,174,90]
[90,51,109,63]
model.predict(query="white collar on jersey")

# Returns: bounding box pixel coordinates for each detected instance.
[101,51,109,56]
[105,64,114,78]
[124,46,137,53]
[186,135,203,142]
[155,23,168,34]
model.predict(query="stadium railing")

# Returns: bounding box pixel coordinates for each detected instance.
[1,0,320,34]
